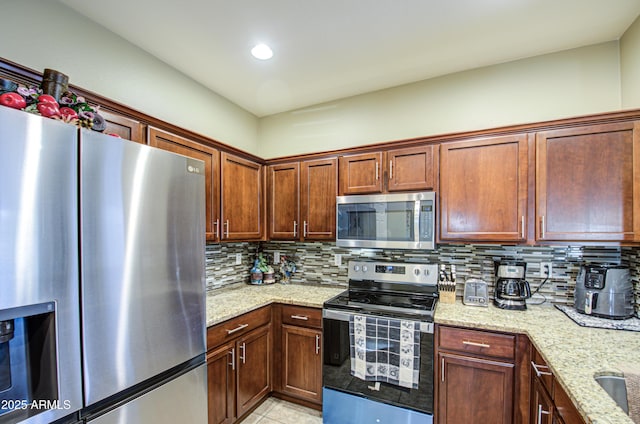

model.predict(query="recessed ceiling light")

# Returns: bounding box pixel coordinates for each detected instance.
[251,44,273,60]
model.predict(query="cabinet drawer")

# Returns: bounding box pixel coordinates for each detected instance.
[438,326,515,361]
[207,306,271,349]
[531,345,554,395]
[280,305,322,329]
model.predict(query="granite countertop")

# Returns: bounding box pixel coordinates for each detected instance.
[206,284,638,424]
[206,283,345,326]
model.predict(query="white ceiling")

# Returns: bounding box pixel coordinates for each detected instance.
[59,0,640,117]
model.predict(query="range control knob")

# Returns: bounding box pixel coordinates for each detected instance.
[362,265,368,273]
[353,265,360,272]
[424,269,430,276]
[413,268,421,276]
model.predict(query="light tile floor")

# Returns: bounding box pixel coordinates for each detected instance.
[240,397,322,424]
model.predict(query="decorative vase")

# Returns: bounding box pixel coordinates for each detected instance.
[40,69,69,102]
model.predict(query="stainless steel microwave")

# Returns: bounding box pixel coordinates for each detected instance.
[336,192,436,249]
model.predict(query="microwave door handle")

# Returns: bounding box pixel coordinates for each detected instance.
[414,200,421,244]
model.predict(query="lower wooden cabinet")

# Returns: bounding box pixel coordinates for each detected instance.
[437,352,514,424]
[435,325,532,424]
[207,308,272,424]
[531,377,554,424]
[207,342,235,424]
[236,324,272,417]
[530,345,586,424]
[274,304,323,406]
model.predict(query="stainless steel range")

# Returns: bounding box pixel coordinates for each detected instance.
[322,260,438,424]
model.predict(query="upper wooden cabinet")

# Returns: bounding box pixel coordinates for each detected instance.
[339,145,436,195]
[268,162,300,240]
[301,158,337,240]
[387,145,436,192]
[268,158,337,241]
[440,134,529,242]
[536,122,640,242]
[221,152,265,241]
[100,110,146,144]
[148,127,220,241]
[339,152,383,194]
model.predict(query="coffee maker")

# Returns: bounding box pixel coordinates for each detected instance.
[494,261,531,310]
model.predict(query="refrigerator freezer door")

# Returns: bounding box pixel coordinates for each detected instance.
[80,130,206,405]
[0,107,83,423]
[88,363,208,424]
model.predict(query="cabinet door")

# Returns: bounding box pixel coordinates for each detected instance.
[440,134,528,242]
[339,152,383,195]
[221,152,264,240]
[387,145,435,192]
[536,122,640,242]
[268,162,300,240]
[280,325,322,403]
[148,127,220,241]
[301,158,337,240]
[236,324,271,417]
[531,378,554,424]
[437,352,514,424]
[100,110,146,144]
[207,342,236,424]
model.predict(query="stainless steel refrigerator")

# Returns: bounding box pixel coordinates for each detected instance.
[79,127,207,423]
[0,105,83,424]
[0,106,207,424]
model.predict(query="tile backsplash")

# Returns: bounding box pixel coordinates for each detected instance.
[205,241,639,313]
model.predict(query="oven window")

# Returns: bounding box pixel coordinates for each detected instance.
[337,201,415,242]
[322,316,433,414]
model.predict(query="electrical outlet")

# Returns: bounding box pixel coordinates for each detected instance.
[334,254,342,266]
[273,251,280,263]
[235,253,242,265]
[540,262,552,278]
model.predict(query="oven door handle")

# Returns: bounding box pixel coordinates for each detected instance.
[322,308,434,334]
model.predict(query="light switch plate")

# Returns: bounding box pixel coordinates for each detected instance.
[273,251,280,263]
[235,253,242,265]
[334,254,342,266]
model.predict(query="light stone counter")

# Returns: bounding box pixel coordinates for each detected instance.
[206,283,344,327]
[206,285,637,424]
[436,301,639,424]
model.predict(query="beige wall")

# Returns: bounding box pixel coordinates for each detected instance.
[258,42,622,159]
[622,15,640,109]
[0,0,259,155]
[1,1,631,160]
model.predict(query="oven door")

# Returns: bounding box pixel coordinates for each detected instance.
[322,308,434,419]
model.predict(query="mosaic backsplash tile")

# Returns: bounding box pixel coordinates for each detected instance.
[205,241,639,314]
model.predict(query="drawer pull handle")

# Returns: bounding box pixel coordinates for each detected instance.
[315,334,320,354]
[226,323,249,335]
[531,361,553,377]
[291,315,309,321]
[462,340,490,348]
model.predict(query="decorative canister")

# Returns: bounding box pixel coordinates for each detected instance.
[263,272,275,285]
[250,259,263,285]
[40,69,69,102]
